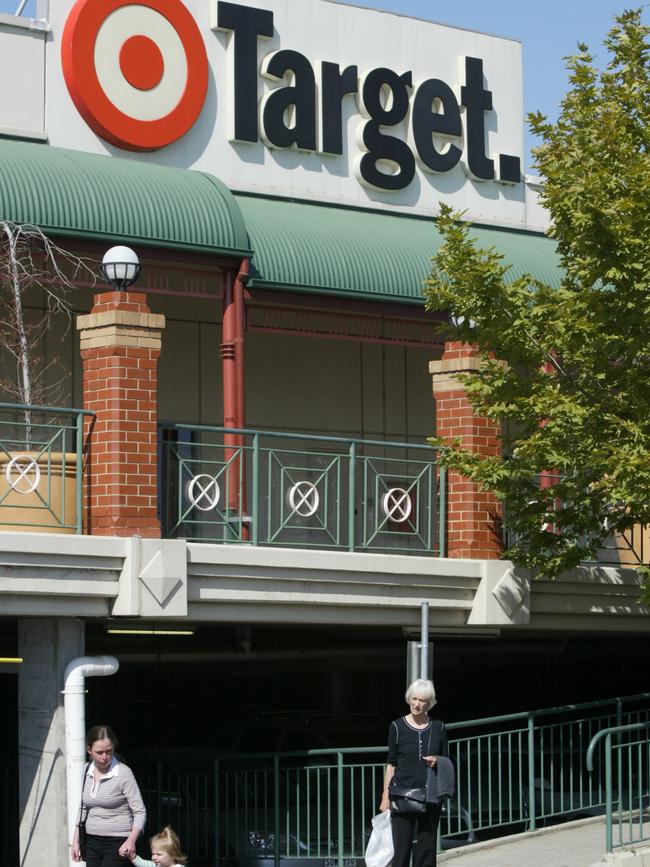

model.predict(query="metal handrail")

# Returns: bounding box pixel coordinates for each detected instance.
[586,722,650,772]
[0,402,94,417]
[165,421,437,452]
[203,693,650,764]
[586,721,650,852]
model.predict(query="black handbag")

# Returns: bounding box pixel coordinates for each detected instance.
[78,820,87,862]
[389,784,428,814]
[78,764,89,860]
[389,724,432,814]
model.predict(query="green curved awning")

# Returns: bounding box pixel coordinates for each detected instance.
[236,193,562,304]
[0,140,251,257]
[0,140,560,302]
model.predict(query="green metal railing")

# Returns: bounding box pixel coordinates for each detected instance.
[135,692,650,865]
[587,722,650,852]
[0,403,94,534]
[160,424,446,556]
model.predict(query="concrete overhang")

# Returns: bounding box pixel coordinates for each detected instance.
[0,533,648,633]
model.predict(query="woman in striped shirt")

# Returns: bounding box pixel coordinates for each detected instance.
[72,724,147,866]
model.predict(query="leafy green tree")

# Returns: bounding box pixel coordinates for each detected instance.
[424,10,650,585]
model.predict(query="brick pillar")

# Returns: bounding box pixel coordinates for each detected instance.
[77,291,165,537]
[430,341,502,559]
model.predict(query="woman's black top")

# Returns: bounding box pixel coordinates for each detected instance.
[387,716,448,788]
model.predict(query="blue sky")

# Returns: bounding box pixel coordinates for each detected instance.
[3,0,644,172]
[352,0,647,172]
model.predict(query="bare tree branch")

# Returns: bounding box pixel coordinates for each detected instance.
[0,222,96,441]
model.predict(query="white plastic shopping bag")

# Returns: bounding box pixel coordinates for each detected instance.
[364,810,393,867]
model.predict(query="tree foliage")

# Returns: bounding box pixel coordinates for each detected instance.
[423,10,650,585]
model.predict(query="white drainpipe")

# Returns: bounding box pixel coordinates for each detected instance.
[63,655,120,866]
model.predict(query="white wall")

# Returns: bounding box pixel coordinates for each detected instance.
[0,16,47,140]
[37,0,533,228]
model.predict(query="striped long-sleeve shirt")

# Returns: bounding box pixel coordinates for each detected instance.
[80,759,146,837]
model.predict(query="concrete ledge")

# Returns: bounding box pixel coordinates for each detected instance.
[590,845,650,867]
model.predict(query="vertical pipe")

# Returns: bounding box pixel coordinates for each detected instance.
[337,752,344,867]
[63,656,119,867]
[605,733,613,853]
[222,268,241,538]
[75,411,83,534]
[274,756,281,867]
[252,433,260,546]
[616,699,623,822]
[420,601,429,680]
[348,442,356,552]
[234,259,249,539]
[528,713,536,831]
[222,269,237,510]
[222,262,249,538]
[438,466,447,558]
[214,760,220,867]
[234,260,248,435]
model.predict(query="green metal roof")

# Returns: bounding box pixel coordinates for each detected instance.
[0,140,251,257]
[0,140,560,302]
[236,194,562,304]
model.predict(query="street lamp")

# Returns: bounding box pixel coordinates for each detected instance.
[450,312,476,329]
[101,246,140,291]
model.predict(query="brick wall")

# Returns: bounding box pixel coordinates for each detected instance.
[430,342,503,559]
[77,291,165,537]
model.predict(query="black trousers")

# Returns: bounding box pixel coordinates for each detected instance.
[85,834,130,867]
[391,806,442,867]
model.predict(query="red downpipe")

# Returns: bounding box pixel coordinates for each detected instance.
[221,261,249,537]
[234,259,248,434]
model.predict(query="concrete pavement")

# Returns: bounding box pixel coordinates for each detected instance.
[439,815,610,867]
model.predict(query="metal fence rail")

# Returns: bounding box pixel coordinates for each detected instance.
[160,424,445,556]
[0,403,94,534]
[134,692,650,866]
[587,721,650,853]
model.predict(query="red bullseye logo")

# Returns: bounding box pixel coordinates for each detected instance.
[62,0,208,152]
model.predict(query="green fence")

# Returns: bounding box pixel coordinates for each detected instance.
[587,721,650,852]
[0,404,93,534]
[160,425,445,556]
[135,692,650,867]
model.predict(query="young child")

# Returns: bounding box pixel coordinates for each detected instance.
[130,826,187,867]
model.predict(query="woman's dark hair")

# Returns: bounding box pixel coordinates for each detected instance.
[86,724,118,750]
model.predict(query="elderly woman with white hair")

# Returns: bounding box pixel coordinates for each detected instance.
[379,679,448,867]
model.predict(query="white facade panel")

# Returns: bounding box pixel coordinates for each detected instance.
[36,0,531,228]
[0,19,47,139]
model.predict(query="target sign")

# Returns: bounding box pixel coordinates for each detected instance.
[62,0,208,151]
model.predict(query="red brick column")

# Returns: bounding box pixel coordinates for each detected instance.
[77,291,165,537]
[430,341,502,559]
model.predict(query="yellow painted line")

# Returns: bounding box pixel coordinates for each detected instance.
[106,629,194,636]
[0,657,22,664]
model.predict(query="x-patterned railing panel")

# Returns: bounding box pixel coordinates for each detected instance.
[0,403,93,534]
[161,424,445,556]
